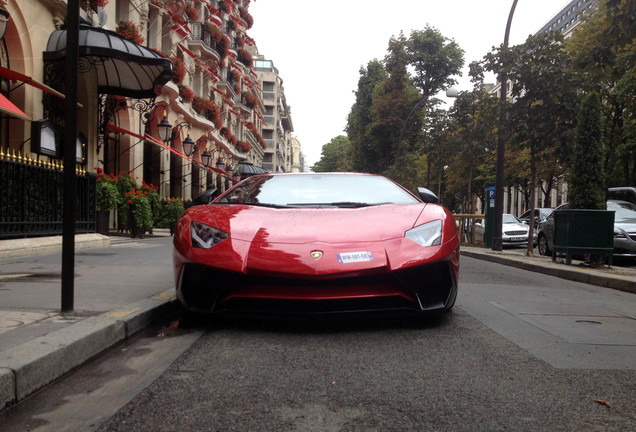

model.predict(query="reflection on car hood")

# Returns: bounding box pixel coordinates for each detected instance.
[615,219,636,232]
[208,204,431,244]
[503,222,529,231]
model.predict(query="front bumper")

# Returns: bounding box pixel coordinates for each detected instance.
[176,258,458,317]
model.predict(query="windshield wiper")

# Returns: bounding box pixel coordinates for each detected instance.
[287,202,374,208]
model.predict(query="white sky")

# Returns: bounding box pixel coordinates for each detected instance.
[248,0,573,168]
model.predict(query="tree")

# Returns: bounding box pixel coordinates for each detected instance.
[346,60,387,174]
[310,136,352,172]
[566,0,636,185]
[569,92,605,210]
[346,27,464,189]
[445,67,498,213]
[406,27,464,100]
[484,32,580,255]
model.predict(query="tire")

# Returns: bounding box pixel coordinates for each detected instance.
[537,234,551,256]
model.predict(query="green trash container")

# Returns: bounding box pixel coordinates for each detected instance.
[552,209,615,265]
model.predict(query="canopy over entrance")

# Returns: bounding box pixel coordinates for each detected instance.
[44,24,173,99]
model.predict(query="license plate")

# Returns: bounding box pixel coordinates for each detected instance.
[336,251,374,264]
[512,237,525,241]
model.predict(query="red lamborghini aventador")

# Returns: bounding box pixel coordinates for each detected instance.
[173,172,459,317]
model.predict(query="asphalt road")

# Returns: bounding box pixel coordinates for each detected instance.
[3,256,636,431]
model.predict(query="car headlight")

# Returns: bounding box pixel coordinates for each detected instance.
[405,219,443,247]
[191,221,228,248]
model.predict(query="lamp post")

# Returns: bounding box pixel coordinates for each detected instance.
[492,0,518,251]
[61,0,80,312]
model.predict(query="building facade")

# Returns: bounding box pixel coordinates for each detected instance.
[0,0,302,236]
[253,56,296,173]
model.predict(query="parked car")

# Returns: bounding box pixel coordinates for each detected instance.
[474,214,530,248]
[607,187,636,205]
[173,172,460,318]
[536,200,636,259]
[519,207,554,245]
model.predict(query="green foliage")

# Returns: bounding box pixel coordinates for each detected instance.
[159,198,185,228]
[345,26,465,189]
[96,180,119,211]
[311,136,352,172]
[405,26,464,99]
[142,181,161,222]
[566,0,636,185]
[95,169,121,211]
[569,92,606,210]
[347,60,387,173]
[483,31,580,212]
[122,189,154,230]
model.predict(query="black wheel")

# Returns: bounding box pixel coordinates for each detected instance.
[537,234,551,256]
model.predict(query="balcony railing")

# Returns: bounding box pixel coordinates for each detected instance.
[190,22,222,58]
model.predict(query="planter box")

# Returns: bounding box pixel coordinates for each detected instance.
[552,209,615,265]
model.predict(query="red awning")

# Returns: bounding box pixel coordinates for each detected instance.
[0,65,65,99]
[0,93,30,121]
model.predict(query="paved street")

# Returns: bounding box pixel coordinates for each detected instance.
[2,254,634,431]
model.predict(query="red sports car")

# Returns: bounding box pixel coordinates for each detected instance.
[173,173,459,318]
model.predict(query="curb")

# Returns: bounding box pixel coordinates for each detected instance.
[0,289,178,410]
[0,234,111,259]
[461,250,636,294]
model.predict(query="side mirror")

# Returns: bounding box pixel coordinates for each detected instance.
[193,188,218,205]
[417,187,439,204]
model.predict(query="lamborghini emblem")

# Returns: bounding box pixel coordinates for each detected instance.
[310,251,323,260]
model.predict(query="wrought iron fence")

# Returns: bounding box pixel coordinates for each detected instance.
[0,149,96,239]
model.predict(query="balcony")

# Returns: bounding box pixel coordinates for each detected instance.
[189,22,222,62]
[233,94,252,116]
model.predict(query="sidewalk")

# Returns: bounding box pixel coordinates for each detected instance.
[461,246,636,294]
[0,230,179,411]
[1,237,635,412]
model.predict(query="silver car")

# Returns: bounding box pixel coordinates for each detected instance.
[537,200,636,258]
[475,214,530,247]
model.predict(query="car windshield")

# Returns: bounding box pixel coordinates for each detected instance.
[214,173,420,207]
[608,201,636,221]
[540,209,552,220]
[502,214,521,224]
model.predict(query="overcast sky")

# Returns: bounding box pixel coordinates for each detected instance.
[248,0,574,168]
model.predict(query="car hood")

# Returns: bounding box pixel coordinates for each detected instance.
[503,222,529,232]
[615,218,636,233]
[206,203,437,244]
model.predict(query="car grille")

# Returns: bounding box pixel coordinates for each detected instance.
[178,261,457,315]
[504,230,527,236]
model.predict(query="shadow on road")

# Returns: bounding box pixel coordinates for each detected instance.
[179,309,455,334]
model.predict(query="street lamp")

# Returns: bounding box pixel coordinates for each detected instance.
[157,111,172,144]
[159,114,198,156]
[216,157,225,171]
[181,132,196,156]
[201,148,212,167]
[492,0,518,252]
